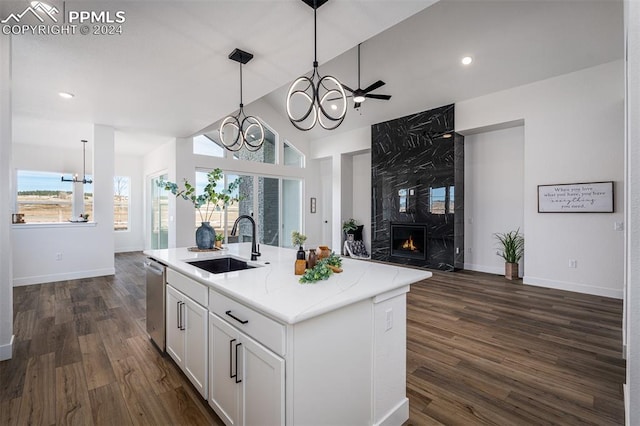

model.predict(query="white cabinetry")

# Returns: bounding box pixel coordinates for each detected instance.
[208,313,284,426]
[206,285,409,426]
[165,269,208,399]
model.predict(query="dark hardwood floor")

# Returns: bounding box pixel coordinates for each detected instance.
[0,252,625,425]
[406,271,625,425]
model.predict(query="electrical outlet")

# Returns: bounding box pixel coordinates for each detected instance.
[55,252,62,261]
[468,247,473,253]
[569,259,577,268]
[456,247,460,255]
[614,222,624,231]
[385,308,393,331]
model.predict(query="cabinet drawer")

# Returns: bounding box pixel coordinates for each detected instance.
[167,269,208,307]
[209,289,285,356]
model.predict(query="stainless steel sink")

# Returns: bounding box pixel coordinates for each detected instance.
[186,257,257,274]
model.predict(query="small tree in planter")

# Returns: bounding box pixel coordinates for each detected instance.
[495,229,524,280]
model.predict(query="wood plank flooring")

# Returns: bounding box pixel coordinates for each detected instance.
[406,270,625,425]
[0,253,625,425]
[0,252,222,426]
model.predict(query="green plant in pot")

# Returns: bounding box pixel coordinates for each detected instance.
[292,231,307,260]
[495,228,524,280]
[342,218,358,240]
[159,168,240,249]
[215,232,224,248]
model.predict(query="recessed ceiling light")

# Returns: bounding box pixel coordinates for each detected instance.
[331,104,338,111]
[59,92,74,99]
[461,56,473,65]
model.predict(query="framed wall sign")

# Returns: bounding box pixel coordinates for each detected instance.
[537,181,614,213]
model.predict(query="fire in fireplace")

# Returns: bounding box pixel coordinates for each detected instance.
[390,223,427,260]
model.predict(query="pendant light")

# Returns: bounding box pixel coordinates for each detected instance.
[219,48,265,152]
[61,139,93,184]
[286,0,347,131]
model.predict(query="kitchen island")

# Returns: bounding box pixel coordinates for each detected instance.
[145,243,431,426]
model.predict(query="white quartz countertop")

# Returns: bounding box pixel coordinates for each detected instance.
[144,243,431,325]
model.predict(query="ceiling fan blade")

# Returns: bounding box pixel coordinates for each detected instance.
[326,94,353,102]
[354,102,361,109]
[341,83,355,93]
[365,94,392,100]
[362,80,385,94]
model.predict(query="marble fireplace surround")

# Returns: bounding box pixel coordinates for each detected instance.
[371,104,464,271]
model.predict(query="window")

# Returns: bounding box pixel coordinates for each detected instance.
[429,186,454,214]
[16,170,94,223]
[150,174,169,249]
[194,169,303,248]
[233,123,276,164]
[194,171,249,241]
[193,133,225,158]
[283,141,304,168]
[16,170,73,222]
[114,176,130,231]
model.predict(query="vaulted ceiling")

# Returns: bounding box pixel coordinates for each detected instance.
[8,0,623,154]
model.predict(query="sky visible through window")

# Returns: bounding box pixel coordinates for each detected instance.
[17,170,94,193]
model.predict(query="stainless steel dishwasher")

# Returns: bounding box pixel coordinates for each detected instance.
[145,258,166,352]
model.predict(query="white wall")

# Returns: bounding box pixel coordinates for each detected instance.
[12,125,116,286]
[464,126,524,275]
[625,0,640,422]
[114,154,145,252]
[457,60,625,298]
[352,152,372,252]
[0,33,13,360]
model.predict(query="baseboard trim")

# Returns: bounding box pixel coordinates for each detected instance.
[13,268,116,287]
[0,335,14,361]
[374,397,409,426]
[523,276,623,299]
[464,263,505,276]
[115,246,144,254]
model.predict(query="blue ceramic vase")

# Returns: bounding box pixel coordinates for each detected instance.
[196,222,216,249]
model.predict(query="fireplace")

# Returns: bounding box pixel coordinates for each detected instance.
[390,223,427,260]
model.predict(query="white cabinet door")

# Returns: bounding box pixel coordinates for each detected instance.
[209,312,284,426]
[184,298,208,399]
[240,335,285,426]
[209,313,241,426]
[166,285,184,366]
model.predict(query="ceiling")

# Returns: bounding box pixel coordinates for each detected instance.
[9,0,435,152]
[8,0,623,154]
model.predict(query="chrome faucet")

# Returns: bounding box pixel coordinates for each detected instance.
[231,215,261,261]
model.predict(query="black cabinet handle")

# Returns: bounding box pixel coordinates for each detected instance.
[225,310,248,325]
[229,339,237,379]
[235,342,242,383]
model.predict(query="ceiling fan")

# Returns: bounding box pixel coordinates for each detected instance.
[341,44,392,109]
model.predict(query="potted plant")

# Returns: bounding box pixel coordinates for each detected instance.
[495,228,524,280]
[215,232,224,248]
[291,231,307,260]
[342,218,358,241]
[160,168,240,249]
